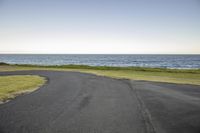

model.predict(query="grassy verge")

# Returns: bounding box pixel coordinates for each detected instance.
[0,75,46,102]
[0,63,200,85]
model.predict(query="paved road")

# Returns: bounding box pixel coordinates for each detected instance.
[0,70,200,133]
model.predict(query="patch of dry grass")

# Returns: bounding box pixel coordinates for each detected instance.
[0,75,46,102]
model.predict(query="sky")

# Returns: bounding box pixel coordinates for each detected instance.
[0,0,200,54]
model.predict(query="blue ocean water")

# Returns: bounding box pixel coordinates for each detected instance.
[0,54,200,69]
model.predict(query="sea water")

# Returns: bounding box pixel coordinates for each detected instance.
[0,54,199,69]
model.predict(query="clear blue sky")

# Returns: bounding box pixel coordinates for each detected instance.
[0,0,200,54]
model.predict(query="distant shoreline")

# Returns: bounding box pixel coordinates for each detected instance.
[1,62,200,72]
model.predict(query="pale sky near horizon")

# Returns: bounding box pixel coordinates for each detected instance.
[0,0,200,54]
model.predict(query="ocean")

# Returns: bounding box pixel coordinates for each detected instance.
[0,54,200,69]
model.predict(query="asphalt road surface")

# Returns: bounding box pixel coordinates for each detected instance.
[0,70,200,133]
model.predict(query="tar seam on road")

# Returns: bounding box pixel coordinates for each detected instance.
[124,80,156,133]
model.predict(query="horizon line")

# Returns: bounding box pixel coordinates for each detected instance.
[0,53,200,55]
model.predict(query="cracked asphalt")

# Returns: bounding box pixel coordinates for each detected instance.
[0,70,200,133]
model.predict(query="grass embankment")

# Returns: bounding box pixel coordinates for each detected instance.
[0,75,45,102]
[0,63,200,85]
